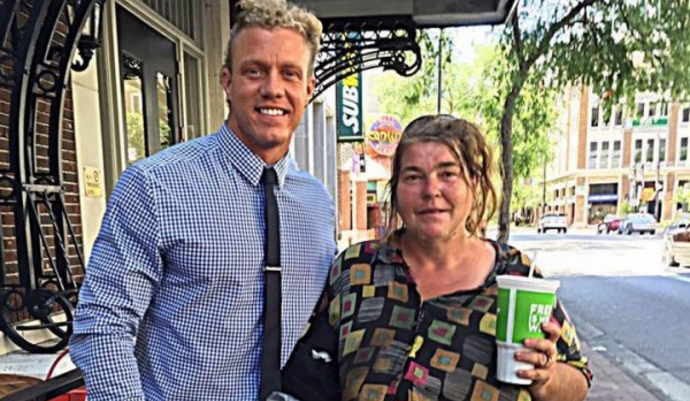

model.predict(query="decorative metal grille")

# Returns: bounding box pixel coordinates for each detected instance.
[313,15,421,100]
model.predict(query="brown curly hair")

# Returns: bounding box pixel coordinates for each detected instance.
[384,114,499,239]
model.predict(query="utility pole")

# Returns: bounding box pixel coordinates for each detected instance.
[654,130,661,220]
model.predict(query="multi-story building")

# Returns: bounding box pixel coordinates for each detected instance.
[545,86,690,227]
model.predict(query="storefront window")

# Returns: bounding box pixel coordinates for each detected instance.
[588,183,619,224]
[184,52,202,140]
[122,54,146,165]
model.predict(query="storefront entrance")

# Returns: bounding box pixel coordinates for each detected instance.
[588,183,618,224]
[117,7,180,165]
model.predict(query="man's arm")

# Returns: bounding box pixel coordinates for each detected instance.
[70,166,163,401]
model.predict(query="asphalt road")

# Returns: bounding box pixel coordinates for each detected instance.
[502,229,690,401]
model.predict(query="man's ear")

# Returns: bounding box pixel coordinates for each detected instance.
[220,66,232,96]
[306,74,316,104]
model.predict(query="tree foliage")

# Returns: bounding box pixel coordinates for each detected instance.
[494,0,690,243]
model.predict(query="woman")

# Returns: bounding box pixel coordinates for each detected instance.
[282,114,591,401]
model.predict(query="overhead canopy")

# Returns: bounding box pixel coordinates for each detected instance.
[293,0,517,27]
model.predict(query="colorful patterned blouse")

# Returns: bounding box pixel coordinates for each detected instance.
[299,237,592,401]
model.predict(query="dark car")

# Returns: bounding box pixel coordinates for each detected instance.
[596,214,622,234]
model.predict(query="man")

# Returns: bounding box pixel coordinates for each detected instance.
[70,1,336,399]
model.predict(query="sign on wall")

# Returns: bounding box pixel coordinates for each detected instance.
[365,115,403,157]
[336,32,363,143]
[336,71,363,142]
[83,166,103,198]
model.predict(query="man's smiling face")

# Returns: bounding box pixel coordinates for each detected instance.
[221,27,315,164]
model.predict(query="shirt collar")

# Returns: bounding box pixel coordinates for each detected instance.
[218,122,290,187]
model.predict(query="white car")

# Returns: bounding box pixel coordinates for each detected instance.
[537,214,568,234]
[617,213,657,235]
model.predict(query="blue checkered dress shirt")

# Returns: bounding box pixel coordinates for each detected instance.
[70,123,337,400]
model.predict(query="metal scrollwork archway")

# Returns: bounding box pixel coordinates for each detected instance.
[0,0,99,353]
[312,16,421,100]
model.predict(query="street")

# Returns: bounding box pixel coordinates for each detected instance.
[504,228,690,401]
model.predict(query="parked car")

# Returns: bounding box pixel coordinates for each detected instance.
[617,213,657,235]
[596,214,622,234]
[537,213,568,233]
[662,214,690,266]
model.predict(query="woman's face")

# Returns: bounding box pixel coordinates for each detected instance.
[395,141,474,242]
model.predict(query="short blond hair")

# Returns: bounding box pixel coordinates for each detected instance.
[223,0,322,75]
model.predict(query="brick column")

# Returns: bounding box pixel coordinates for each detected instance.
[577,86,589,170]
[338,170,351,231]
[355,181,367,230]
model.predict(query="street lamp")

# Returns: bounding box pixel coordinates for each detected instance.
[67,0,105,72]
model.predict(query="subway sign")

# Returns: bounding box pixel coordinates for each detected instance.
[336,72,363,142]
[336,33,363,143]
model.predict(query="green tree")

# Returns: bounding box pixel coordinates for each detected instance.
[494,0,690,242]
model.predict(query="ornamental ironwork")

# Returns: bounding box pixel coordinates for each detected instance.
[0,0,103,353]
[313,16,421,100]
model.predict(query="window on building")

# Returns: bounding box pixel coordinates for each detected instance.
[646,138,654,162]
[634,139,643,163]
[649,103,657,117]
[588,142,598,169]
[636,102,645,118]
[659,138,666,162]
[681,137,688,164]
[603,111,611,126]
[683,106,690,123]
[612,140,621,168]
[600,141,610,168]
[590,107,599,127]
[614,108,623,126]
[659,102,668,117]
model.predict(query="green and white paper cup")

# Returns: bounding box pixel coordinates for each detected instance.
[495,275,560,385]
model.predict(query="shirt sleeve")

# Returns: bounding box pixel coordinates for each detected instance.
[552,299,594,386]
[69,166,163,401]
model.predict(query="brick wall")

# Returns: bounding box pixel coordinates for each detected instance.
[0,62,83,285]
[337,170,351,231]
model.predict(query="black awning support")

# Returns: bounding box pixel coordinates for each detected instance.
[312,15,421,100]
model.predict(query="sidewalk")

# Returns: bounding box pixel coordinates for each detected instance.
[0,341,665,400]
[581,341,662,401]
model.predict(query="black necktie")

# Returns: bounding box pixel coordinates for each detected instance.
[260,167,282,400]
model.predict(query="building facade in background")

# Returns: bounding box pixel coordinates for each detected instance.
[545,86,690,227]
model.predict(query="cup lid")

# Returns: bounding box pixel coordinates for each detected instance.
[496,275,560,292]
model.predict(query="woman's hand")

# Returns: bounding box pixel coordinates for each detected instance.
[515,322,560,396]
